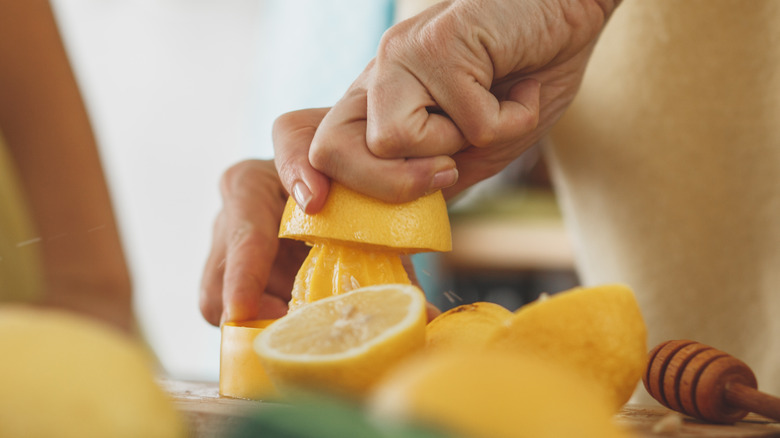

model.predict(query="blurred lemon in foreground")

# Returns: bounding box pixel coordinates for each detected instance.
[254,284,427,399]
[0,306,186,438]
[425,302,511,353]
[370,350,634,438]
[488,283,647,410]
[278,183,451,311]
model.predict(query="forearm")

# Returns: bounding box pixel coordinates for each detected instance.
[0,0,133,331]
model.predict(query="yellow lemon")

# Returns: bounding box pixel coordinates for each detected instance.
[0,305,186,438]
[279,182,451,252]
[370,350,634,438]
[488,283,647,411]
[278,183,451,311]
[425,301,512,353]
[288,242,411,309]
[254,284,427,400]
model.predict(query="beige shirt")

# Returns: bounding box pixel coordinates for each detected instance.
[0,130,43,302]
[549,0,780,397]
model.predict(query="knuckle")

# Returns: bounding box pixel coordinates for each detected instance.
[272,109,312,137]
[391,168,432,203]
[466,123,497,148]
[219,160,256,197]
[377,24,411,60]
[367,124,414,158]
[308,141,334,173]
[228,220,266,250]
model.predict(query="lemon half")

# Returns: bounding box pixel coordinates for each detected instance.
[279,182,451,252]
[488,283,647,410]
[254,284,427,400]
[278,183,451,311]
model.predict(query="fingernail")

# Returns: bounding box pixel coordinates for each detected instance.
[429,168,458,193]
[292,181,312,212]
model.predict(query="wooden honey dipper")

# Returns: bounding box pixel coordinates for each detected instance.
[643,339,780,424]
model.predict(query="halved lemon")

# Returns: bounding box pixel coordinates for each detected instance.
[254,284,427,400]
[487,283,647,411]
[278,183,451,311]
[278,182,451,252]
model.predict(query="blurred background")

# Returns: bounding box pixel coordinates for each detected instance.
[47,0,576,382]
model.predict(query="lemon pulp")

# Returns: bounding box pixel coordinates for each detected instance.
[289,242,410,312]
[255,284,427,399]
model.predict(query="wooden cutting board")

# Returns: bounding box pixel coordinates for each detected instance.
[161,379,780,438]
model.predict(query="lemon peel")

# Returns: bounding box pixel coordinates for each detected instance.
[278,183,451,311]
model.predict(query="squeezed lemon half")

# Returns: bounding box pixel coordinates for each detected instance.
[278,183,451,311]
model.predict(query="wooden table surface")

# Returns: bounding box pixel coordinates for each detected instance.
[162,379,780,438]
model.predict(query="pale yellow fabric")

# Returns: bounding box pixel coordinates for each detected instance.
[549,0,780,397]
[0,131,43,302]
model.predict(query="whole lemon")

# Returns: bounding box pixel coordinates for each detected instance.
[0,306,186,438]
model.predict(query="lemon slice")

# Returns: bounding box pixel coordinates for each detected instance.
[254,284,427,400]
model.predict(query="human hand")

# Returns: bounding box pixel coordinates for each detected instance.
[199,158,442,325]
[275,0,617,210]
[199,160,310,326]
